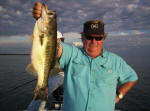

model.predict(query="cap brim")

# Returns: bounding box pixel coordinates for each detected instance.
[86,34,104,37]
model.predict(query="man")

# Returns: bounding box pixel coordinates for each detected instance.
[32,2,138,111]
[57,31,65,43]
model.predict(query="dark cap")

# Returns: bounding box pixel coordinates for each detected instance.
[83,20,104,37]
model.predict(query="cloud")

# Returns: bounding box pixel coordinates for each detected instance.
[0,0,150,36]
[0,5,11,19]
[120,32,129,36]
[132,30,144,35]
[127,4,138,12]
[77,10,88,19]
[142,6,150,10]
[16,10,22,16]
[7,0,21,6]
[72,41,83,47]
[63,32,81,44]
[0,5,6,13]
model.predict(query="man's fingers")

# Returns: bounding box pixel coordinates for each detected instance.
[33,14,41,19]
[32,10,41,19]
[33,1,42,14]
[33,6,42,12]
[32,9,41,15]
[35,1,42,7]
[32,2,49,20]
[32,2,42,19]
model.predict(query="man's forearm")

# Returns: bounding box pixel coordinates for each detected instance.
[116,81,137,103]
[56,42,63,59]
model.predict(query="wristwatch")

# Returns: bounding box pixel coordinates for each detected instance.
[117,91,124,99]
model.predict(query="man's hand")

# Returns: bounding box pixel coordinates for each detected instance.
[32,2,43,19]
[115,81,137,104]
[115,95,120,104]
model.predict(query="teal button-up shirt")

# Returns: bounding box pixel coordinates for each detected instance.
[59,42,138,111]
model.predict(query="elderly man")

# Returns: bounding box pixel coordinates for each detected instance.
[32,2,138,111]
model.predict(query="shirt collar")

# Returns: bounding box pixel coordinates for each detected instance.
[80,48,108,65]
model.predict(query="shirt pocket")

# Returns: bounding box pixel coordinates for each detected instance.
[71,58,87,78]
[96,69,118,87]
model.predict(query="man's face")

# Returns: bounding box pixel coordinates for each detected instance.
[82,35,104,59]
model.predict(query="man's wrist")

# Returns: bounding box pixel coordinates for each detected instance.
[116,91,124,100]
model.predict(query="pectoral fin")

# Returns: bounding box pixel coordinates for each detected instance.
[26,64,37,76]
[49,67,60,77]
[30,34,34,42]
[49,62,60,77]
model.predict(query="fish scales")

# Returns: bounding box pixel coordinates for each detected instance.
[27,4,57,100]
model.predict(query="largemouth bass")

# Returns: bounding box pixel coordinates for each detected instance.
[27,4,57,100]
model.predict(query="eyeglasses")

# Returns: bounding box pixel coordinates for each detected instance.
[85,35,104,41]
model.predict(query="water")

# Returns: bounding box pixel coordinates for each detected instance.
[0,55,35,111]
[0,46,150,111]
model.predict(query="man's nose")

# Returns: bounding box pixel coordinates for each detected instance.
[91,38,97,43]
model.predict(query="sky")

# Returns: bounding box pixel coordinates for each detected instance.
[0,0,150,53]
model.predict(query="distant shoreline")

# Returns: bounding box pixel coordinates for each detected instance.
[0,54,30,55]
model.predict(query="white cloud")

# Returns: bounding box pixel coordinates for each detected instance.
[120,32,129,36]
[72,41,83,47]
[127,4,138,12]
[64,32,81,39]
[132,0,139,4]
[7,20,14,25]
[63,32,81,44]
[77,10,87,19]
[142,6,150,11]
[0,5,7,17]
[16,10,22,16]
[91,0,114,6]
[72,2,81,8]
[135,0,139,3]
[0,19,15,25]
[2,14,10,19]
[0,5,6,13]
[91,0,103,4]
[132,30,144,35]
[7,0,20,5]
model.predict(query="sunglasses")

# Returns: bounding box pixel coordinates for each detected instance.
[85,35,104,41]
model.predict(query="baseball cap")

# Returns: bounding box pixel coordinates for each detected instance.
[57,31,63,38]
[83,20,104,37]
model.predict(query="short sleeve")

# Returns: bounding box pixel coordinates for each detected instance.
[118,57,138,85]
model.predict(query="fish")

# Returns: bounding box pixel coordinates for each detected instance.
[26,4,57,100]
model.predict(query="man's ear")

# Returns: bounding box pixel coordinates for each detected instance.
[81,36,86,45]
[81,33,84,43]
[81,36,83,42]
